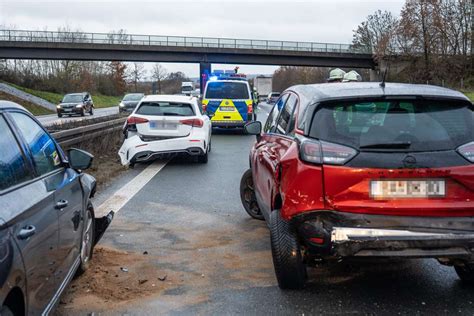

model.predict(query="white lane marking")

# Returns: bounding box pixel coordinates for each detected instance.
[96,161,167,216]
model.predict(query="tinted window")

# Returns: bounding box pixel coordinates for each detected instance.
[276,94,297,135]
[0,116,32,191]
[10,113,62,176]
[310,99,474,152]
[264,94,288,133]
[136,102,195,116]
[182,86,193,92]
[205,82,250,99]
[62,94,83,103]
[271,93,280,97]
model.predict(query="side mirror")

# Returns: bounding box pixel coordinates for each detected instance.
[68,148,94,171]
[244,121,262,141]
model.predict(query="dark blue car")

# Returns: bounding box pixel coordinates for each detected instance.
[0,101,112,315]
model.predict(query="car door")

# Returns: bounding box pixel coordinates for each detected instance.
[252,94,288,216]
[1,112,60,314]
[8,112,84,296]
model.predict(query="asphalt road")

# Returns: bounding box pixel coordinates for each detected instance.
[37,106,119,126]
[59,103,474,315]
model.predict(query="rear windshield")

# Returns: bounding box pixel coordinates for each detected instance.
[123,94,144,101]
[182,86,193,92]
[309,99,474,152]
[205,81,249,99]
[271,93,280,97]
[136,102,195,116]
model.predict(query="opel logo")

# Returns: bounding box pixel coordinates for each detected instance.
[403,155,417,168]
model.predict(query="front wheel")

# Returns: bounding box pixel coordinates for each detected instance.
[89,106,94,115]
[57,113,62,118]
[80,108,85,117]
[240,169,264,220]
[455,263,474,283]
[270,209,307,289]
[77,207,95,275]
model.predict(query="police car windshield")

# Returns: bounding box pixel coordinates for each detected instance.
[205,81,249,99]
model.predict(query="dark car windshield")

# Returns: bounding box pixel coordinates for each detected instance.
[136,102,195,116]
[182,86,193,92]
[62,94,83,103]
[205,81,249,99]
[271,93,280,97]
[123,94,144,101]
[309,99,474,152]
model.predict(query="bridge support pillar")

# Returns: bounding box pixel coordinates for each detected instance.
[200,62,211,94]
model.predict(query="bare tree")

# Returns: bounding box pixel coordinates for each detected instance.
[151,63,168,93]
[127,62,147,92]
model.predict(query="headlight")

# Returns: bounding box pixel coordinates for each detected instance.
[56,104,62,109]
[119,102,125,107]
[75,104,83,108]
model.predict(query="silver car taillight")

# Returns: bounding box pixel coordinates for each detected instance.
[299,138,358,165]
[457,141,474,162]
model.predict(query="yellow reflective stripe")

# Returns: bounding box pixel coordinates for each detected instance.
[202,99,209,105]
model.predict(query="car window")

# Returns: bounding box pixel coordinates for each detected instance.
[264,94,288,133]
[276,94,297,135]
[136,102,195,116]
[10,112,62,176]
[0,116,32,191]
[310,99,474,152]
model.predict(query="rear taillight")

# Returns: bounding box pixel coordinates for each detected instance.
[247,104,253,114]
[202,104,207,112]
[457,142,474,162]
[127,116,149,125]
[180,118,204,128]
[299,138,357,165]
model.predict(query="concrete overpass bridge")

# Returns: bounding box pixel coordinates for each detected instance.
[0,29,375,90]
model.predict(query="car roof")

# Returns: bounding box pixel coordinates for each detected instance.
[141,94,196,103]
[0,100,28,112]
[289,82,470,105]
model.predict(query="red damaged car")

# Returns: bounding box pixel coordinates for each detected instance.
[240,82,474,289]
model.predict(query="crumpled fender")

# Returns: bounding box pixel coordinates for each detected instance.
[80,173,114,245]
[118,135,142,166]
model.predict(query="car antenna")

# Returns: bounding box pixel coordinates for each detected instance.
[380,69,388,89]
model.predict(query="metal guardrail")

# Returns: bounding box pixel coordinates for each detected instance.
[51,117,125,147]
[0,29,371,54]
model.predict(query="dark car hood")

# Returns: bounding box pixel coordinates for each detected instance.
[122,101,139,106]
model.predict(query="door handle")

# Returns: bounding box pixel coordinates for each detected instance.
[55,200,69,210]
[17,225,36,240]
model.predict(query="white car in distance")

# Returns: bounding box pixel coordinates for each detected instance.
[119,95,211,166]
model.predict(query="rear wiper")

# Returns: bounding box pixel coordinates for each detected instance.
[359,142,411,149]
[162,112,184,116]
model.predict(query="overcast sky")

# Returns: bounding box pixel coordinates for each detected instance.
[0,0,405,77]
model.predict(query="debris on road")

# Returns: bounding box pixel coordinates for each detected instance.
[120,267,129,273]
[158,275,167,281]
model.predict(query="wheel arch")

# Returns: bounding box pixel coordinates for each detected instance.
[2,287,25,316]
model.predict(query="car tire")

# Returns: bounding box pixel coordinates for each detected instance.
[240,169,264,220]
[80,108,85,117]
[0,306,14,316]
[208,139,212,153]
[57,113,62,118]
[454,263,474,283]
[77,207,95,276]
[89,107,94,115]
[198,150,208,164]
[270,209,307,290]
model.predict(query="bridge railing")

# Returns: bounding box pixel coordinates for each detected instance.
[0,29,372,54]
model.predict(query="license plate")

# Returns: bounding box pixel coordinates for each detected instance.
[370,179,445,199]
[149,121,177,130]
[63,108,72,112]
[219,106,235,112]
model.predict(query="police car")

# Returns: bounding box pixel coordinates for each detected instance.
[202,71,255,128]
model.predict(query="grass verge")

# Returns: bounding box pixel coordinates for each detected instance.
[463,91,474,102]
[0,91,54,115]
[6,82,122,108]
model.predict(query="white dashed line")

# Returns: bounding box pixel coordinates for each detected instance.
[96,161,168,215]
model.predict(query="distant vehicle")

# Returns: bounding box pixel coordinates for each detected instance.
[202,72,256,128]
[254,76,272,102]
[267,92,280,105]
[181,82,194,96]
[119,95,212,166]
[191,88,201,98]
[241,82,474,289]
[119,93,145,113]
[0,101,113,315]
[57,92,94,118]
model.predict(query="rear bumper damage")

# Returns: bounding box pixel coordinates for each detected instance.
[118,133,207,166]
[292,211,474,260]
